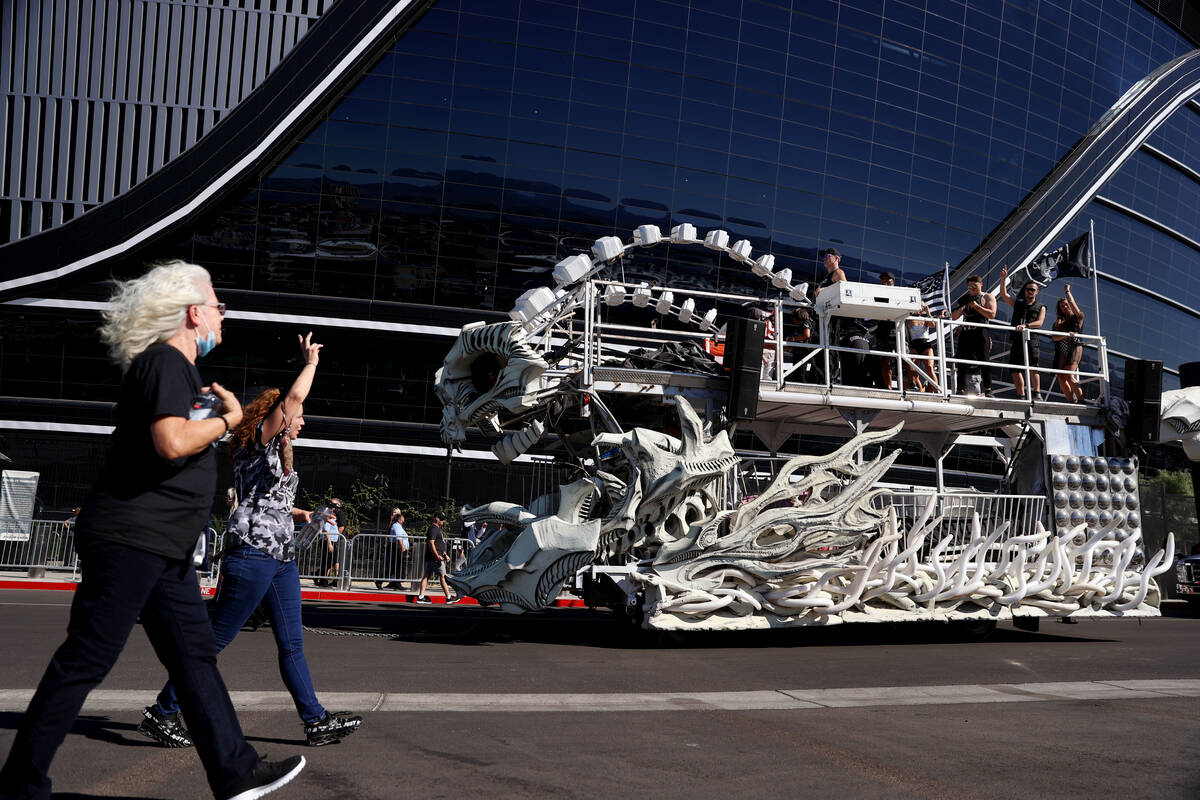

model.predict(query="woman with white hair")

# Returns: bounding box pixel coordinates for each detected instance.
[0,261,305,800]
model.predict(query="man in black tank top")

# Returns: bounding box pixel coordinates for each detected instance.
[998,267,1047,399]
[951,274,997,396]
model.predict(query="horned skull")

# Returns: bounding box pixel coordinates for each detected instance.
[434,321,552,463]
[449,478,600,613]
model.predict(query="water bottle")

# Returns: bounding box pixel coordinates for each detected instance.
[296,506,329,552]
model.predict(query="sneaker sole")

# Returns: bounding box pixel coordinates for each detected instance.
[306,726,359,746]
[137,719,193,748]
[226,755,306,800]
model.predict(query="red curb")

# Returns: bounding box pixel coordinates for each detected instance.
[0,579,77,591]
[0,578,587,607]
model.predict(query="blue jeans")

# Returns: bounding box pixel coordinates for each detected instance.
[0,537,258,800]
[157,543,325,724]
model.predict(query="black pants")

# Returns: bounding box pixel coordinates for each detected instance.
[0,537,259,800]
[957,330,992,392]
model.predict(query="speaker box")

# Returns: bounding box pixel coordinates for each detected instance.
[1124,358,1162,444]
[725,317,765,421]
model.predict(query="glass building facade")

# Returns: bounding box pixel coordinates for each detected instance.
[2,0,1199,513]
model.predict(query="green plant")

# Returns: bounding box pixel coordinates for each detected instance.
[1144,469,1195,496]
[298,479,458,536]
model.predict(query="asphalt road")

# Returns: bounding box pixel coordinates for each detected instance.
[1,589,1198,799]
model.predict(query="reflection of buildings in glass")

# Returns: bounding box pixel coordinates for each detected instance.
[1,1,1199,503]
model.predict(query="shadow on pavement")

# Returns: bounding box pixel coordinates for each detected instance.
[297,603,1123,648]
[0,713,155,749]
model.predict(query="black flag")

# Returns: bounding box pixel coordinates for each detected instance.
[1022,233,1093,286]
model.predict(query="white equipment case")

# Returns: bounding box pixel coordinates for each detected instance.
[815,281,922,321]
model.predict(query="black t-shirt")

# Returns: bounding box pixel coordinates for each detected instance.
[427,523,445,559]
[1009,299,1045,341]
[76,343,217,559]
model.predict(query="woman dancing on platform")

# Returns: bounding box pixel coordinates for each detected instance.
[138,332,362,749]
[1050,284,1085,403]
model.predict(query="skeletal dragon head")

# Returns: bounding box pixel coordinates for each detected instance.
[1159,386,1200,461]
[434,321,551,463]
[448,478,601,613]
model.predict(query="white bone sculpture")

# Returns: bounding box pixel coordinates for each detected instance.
[447,398,1172,628]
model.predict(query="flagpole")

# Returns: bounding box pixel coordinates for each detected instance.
[943,261,954,393]
[1090,219,1102,343]
[1090,218,1110,410]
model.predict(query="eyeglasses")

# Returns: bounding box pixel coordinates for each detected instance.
[197,302,227,316]
[1023,287,1037,293]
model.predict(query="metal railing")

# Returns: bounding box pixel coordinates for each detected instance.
[580,279,1109,407]
[2,523,476,593]
[872,492,1048,561]
[0,521,78,577]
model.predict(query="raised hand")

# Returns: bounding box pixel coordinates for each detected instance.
[299,332,323,366]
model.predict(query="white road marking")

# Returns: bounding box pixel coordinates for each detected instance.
[0,679,1197,714]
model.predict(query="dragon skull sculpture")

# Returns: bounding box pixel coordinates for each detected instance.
[434,321,553,463]
[1158,386,1200,460]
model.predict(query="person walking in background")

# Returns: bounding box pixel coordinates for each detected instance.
[378,508,409,590]
[0,261,304,800]
[951,274,997,396]
[415,513,457,604]
[320,498,347,586]
[138,332,362,750]
[1051,284,1086,403]
[998,267,1047,399]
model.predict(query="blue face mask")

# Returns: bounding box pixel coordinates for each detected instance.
[195,319,218,357]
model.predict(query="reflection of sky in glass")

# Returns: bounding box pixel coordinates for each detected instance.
[165,0,1200,369]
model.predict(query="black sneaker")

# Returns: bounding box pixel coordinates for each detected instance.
[415,595,431,604]
[137,705,193,748]
[304,710,362,746]
[223,755,306,800]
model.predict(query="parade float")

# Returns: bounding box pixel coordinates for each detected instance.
[434,225,1174,632]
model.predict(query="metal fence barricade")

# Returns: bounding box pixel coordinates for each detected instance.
[874,492,1047,561]
[0,521,77,575]
[346,533,425,588]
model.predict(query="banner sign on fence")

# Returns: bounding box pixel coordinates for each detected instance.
[0,470,40,542]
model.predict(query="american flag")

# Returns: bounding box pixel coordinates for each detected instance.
[910,263,951,317]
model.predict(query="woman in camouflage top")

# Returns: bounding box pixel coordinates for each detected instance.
[142,333,362,748]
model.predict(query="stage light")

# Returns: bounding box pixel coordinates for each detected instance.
[730,239,753,262]
[751,253,774,277]
[703,229,729,250]
[677,297,695,323]
[631,283,652,307]
[633,224,662,246]
[509,286,558,326]
[592,236,624,262]
[553,254,592,286]
[771,267,793,289]
[670,223,698,242]
[656,291,674,314]
[602,284,625,306]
